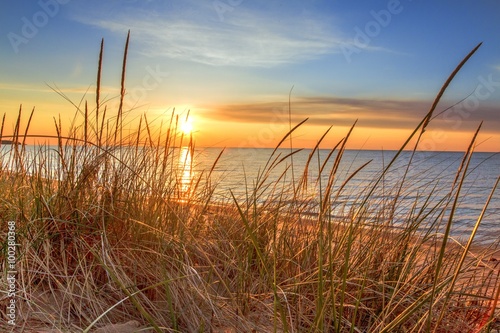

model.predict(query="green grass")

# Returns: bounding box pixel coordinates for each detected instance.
[1,39,499,332]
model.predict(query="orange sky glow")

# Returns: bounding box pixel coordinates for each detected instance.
[1,1,499,152]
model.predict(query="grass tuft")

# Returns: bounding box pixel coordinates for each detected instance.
[1,40,499,333]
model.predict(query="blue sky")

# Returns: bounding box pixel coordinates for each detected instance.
[1,0,499,151]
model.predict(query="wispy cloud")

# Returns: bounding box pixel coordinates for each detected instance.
[0,82,50,93]
[73,3,351,67]
[200,96,500,130]
[201,97,426,128]
[0,82,118,95]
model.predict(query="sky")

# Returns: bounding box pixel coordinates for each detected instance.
[1,0,500,152]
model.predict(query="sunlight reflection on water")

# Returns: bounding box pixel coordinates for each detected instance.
[177,146,194,201]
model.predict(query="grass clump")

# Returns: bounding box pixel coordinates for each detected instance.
[1,39,499,332]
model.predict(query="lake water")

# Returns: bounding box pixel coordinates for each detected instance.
[188,147,500,244]
[2,145,499,244]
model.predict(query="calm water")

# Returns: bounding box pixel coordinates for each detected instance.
[189,148,500,244]
[2,145,499,244]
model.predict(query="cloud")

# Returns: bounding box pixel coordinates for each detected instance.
[201,96,426,128]
[200,96,500,130]
[73,3,351,67]
[0,82,118,95]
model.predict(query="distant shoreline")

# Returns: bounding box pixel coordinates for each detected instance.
[1,142,499,154]
[0,140,21,145]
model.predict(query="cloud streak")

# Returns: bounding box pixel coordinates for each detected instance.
[0,82,123,95]
[73,3,352,67]
[200,96,500,130]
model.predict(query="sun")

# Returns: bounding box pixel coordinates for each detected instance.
[180,118,193,135]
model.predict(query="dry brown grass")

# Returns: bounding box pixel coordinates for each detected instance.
[1,39,499,333]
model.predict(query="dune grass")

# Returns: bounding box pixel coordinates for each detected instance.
[1,39,499,332]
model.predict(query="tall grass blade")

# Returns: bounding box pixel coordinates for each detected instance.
[355,42,482,223]
[429,122,481,331]
[96,38,104,145]
[115,30,130,144]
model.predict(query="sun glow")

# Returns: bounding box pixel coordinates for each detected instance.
[180,118,193,135]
